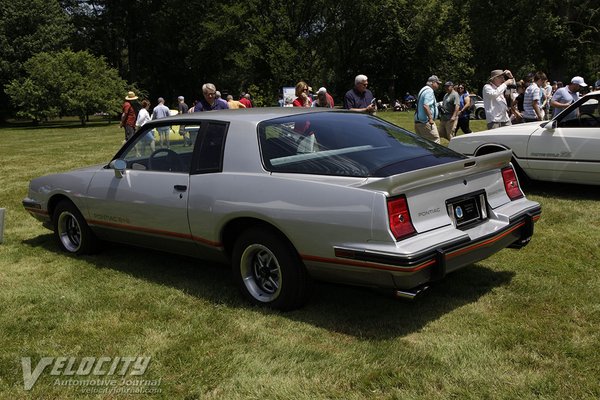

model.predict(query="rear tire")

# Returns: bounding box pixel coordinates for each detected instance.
[53,200,99,254]
[232,228,308,311]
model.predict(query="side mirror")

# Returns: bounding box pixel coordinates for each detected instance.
[543,120,558,130]
[109,159,127,178]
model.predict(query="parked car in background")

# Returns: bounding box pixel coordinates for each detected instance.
[23,109,541,310]
[469,94,485,120]
[449,91,600,185]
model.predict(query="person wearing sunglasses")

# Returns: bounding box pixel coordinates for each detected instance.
[455,84,472,134]
[293,81,312,107]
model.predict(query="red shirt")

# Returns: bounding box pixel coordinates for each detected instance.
[239,97,252,108]
[293,97,312,107]
[122,101,137,127]
[326,93,334,108]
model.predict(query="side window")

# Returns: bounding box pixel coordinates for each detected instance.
[559,97,600,128]
[577,98,600,127]
[193,122,228,173]
[121,122,197,173]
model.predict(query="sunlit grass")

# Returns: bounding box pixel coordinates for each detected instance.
[1,114,599,399]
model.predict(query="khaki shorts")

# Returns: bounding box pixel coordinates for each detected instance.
[414,122,440,143]
[439,119,458,141]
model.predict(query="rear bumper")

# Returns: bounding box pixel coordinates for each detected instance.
[303,206,541,290]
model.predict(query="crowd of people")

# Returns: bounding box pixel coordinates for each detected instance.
[412,70,599,144]
[119,74,381,143]
[120,71,599,146]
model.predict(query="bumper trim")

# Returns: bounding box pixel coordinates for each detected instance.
[323,206,541,273]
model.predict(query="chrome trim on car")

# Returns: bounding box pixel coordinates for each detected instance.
[328,206,541,273]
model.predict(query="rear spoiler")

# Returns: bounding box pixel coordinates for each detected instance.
[359,150,513,195]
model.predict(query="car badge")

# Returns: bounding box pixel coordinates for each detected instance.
[455,206,464,219]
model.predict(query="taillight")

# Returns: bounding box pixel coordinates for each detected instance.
[501,166,524,200]
[387,196,416,241]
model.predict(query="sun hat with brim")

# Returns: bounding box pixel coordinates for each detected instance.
[125,91,138,100]
[489,70,504,81]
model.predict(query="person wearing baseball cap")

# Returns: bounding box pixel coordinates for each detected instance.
[438,81,460,141]
[550,76,587,120]
[414,75,442,143]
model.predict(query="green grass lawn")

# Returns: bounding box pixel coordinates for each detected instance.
[1,114,599,399]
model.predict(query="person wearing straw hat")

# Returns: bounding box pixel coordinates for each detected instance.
[482,69,515,129]
[120,91,140,141]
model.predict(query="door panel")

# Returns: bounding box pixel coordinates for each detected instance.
[526,96,600,184]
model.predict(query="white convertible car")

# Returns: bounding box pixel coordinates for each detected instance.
[449,91,600,185]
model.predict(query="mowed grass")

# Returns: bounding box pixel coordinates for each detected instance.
[1,113,599,399]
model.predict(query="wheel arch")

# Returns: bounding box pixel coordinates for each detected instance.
[474,144,530,182]
[221,217,298,260]
[474,143,511,156]
[47,194,76,222]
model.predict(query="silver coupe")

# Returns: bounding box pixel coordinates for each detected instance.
[23,109,541,310]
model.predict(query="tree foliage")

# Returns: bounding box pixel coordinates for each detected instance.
[5,50,127,124]
[2,0,599,118]
[0,0,73,119]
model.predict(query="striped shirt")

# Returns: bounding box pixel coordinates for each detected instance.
[523,83,540,120]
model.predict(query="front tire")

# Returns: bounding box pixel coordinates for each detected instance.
[476,108,486,120]
[53,200,99,254]
[232,228,308,310]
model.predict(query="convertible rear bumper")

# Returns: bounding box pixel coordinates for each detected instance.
[302,206,541,290]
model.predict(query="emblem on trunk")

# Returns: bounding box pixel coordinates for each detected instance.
[455,206,464,219]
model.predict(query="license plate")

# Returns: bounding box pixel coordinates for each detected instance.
[446,192,488,228]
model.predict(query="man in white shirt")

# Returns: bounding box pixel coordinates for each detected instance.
[483,69,514,129]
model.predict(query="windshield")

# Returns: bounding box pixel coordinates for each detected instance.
[258,112,465,177]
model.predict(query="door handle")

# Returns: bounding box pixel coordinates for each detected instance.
[174,185,187,191]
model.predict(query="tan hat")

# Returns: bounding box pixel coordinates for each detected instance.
[125,91,138,100]
[489,70,504,81]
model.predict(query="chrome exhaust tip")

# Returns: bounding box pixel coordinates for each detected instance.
[394,285,429,300]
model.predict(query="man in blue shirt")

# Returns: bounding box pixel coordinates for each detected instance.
[193,83,229,112]
[152,97,171,148]
[414,75,442,143]
[550,76,587,120]
[343,74,376,113]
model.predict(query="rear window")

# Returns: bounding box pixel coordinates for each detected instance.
[258,112,465,177]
